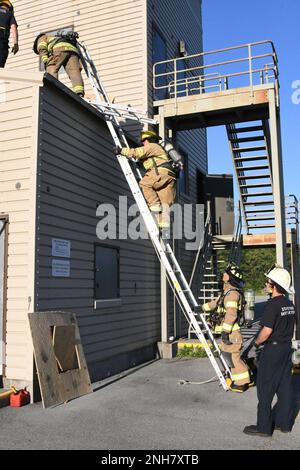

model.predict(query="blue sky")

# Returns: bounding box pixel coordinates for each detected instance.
[202,0,300,205]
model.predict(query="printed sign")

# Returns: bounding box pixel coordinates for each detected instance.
[52,259,70,277]
[52,239,71,258]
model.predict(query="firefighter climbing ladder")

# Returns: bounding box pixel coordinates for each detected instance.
[77,41,231,390]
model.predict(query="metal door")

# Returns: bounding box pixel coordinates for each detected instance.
[0,219,6,374]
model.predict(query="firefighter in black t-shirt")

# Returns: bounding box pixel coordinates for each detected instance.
[0,1,18,68]
[243,266,296,437]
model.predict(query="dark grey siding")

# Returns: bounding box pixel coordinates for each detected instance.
[36,80,160,380]
[147,0,207,335]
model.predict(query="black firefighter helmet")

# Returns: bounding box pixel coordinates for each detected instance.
[33,33,46,55]
[225,263,244,288]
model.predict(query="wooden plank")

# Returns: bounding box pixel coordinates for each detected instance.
[28,311,92,408]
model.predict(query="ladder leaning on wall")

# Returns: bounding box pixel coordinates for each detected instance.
[77,41,231,391]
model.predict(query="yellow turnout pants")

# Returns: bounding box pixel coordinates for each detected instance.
[47,51,85,96]
[139,168,176,227]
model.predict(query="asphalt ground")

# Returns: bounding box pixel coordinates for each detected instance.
[1,298,299,451]
[0,356,299,451]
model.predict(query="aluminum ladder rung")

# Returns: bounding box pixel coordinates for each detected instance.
[77,40,230,391]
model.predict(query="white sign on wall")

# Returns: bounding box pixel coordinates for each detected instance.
[52,239,71,258]
[52,259,70,277]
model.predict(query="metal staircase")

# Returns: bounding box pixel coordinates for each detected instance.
[227,121,275,233]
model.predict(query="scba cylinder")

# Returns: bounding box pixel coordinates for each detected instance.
[244,289,255,326]
[161,141,182,164]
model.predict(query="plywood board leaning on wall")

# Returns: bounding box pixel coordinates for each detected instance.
[28,311,92,408]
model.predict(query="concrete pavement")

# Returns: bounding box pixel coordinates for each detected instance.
[0,357,299,450]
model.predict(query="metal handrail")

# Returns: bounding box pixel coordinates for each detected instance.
[286,195,299,227]
[228,202,243,266]
[189,202,212,289]
[153,40,279,99]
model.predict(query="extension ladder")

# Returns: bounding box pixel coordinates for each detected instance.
[77,41,232,390]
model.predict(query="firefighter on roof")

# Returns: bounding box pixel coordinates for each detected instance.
[33,31,85,97]
[113,130,177,238]
[0,0,18,68]
[202,264,252,392]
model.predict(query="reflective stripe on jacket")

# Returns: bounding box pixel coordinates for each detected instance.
[120,142,169,171]
[37,35,78,63]
[202,284,242,333]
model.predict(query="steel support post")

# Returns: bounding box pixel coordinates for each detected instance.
[158,106,168,343]
[291,228,300,339]
[268,89,287,268]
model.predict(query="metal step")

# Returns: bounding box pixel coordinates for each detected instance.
[236,164,269,171]
[234,155,269,163]
[237,173,270,180]
[229,125,263,134]
[240,183,272,189]
[232,145,266,153]
[245,208,275,214]
[243,200,274,206]
[241,192,273,198]
[246,216,275,221]
[248,223,276,229]
[230,136,265,144]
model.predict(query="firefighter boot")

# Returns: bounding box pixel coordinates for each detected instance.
[229,381,249,393]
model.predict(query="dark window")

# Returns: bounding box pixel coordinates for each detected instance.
[94,245,120,300]
[178,148,189,195]
[152,26,167,100]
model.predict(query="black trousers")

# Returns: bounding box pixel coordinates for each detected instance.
[0,31,9,68]
[257,342,294,434]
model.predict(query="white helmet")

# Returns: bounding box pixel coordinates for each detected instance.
[265,267,295,295]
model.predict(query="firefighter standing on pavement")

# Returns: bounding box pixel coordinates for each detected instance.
[243,267,296,437]
[202,264,251,392]
[0,0,18,68]
[114,131,176,237]
[33,32,85,97]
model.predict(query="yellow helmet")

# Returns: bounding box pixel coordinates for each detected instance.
[0,1,13,11]
[140,130,161,143]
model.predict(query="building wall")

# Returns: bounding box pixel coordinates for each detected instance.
[0,72,42,385]
[7,0,147,111]
[2,0,208,378]
[36,79,160,380]
[147,0,207,334]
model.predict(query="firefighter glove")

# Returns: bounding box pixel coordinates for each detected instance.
[113,146,122,155]
[12,43,19,55]
[221,332,232,345]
